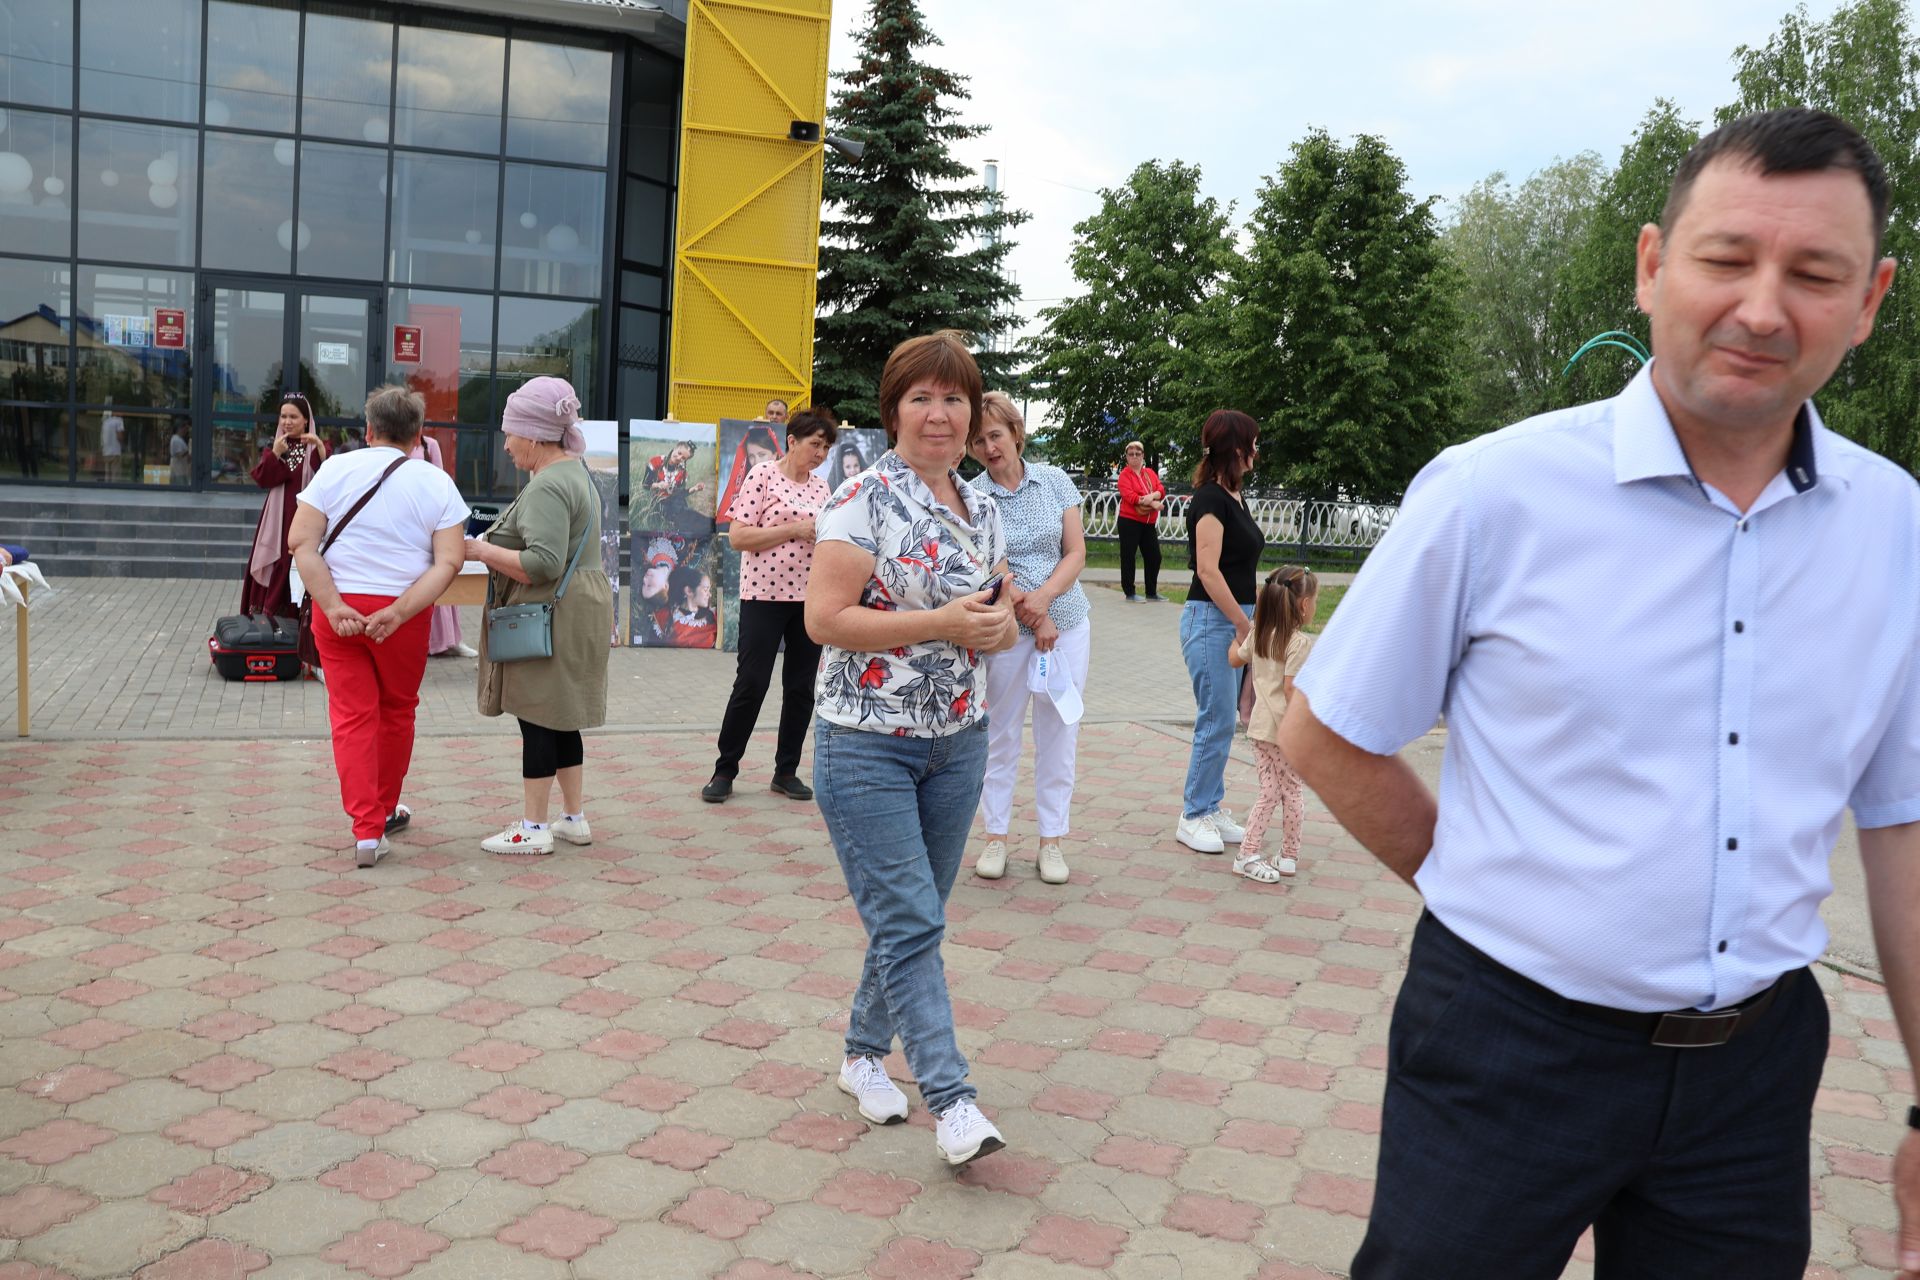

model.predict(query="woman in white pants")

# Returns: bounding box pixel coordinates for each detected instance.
[966,392,1091,885]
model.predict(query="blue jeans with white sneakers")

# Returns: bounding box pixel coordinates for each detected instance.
[814,717,987,1115]
[1180,599,1252,821]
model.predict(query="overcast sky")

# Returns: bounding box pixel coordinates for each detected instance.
[824,0,1849,349]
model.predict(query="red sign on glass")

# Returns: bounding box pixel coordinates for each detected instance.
[153,309,186,349]
[393,325,422,364]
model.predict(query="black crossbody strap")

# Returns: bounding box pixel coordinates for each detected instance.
[320,455,409,555]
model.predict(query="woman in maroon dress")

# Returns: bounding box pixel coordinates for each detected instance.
[242,394,327,665]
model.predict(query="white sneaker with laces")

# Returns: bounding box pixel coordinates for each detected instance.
[1211,807,1247,844]
[974,838,1008,879]
[355,836,390,869]
[935,1098,1005,1166]
[1175,813,1225,854]
[838,1055,909,1125]
[552,816,593,845]
[1037,840,1069,885]
[482,821,554,855]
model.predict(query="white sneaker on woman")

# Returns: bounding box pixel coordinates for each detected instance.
[482,822,554,855]
[974,839,1008,879]
[1175,813,1225,854]
[552,816,592,845]
[1037,840,1069,885]
[838,1055,908,1124]
[935,1098,1005,1166]
[1211,808,1247,844]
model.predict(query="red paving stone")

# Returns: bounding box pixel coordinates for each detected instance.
[0,1186,95,1238]
[497,1205,617,1260]
[320,1221,451,1277]
[1020,1214,1131,1268]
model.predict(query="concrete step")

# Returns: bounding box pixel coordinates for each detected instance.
[26,554,240,580]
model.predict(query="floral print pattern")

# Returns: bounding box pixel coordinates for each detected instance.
[814,451,1005,737]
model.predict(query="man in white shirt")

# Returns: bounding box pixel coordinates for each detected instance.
[99,411,124,480]
[1282,108,1920,1277]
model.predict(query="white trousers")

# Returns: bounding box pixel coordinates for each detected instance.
[977,621,1091,838]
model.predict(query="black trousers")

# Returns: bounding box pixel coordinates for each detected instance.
[1118,518,1160,597]
[1354,911,1826,1280]
[713,599,821,779]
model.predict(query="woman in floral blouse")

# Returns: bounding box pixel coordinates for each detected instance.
[806,331,1018,1170]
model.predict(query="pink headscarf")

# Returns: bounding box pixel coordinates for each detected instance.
[502,376,585,456]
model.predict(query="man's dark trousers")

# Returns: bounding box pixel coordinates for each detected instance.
[1118,517,1160,598]
[713,599,819,779]
[1354,911,1827,1279]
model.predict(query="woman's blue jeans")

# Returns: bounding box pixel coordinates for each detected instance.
[1180,599,1252,820]
[813,717,988,1115]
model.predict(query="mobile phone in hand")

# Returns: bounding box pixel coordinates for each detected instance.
[981,573,1006,605]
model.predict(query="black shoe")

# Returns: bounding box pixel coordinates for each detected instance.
[770,774,813,801]
[701,775,734,803]
[384,804,411,834]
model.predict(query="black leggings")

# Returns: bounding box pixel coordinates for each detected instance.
[519,718,583,779]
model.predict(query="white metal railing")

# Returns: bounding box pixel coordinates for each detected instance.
[1082,490,1398,549]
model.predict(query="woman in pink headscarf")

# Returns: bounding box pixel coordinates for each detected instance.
[465,377,614,856]
[242,392,327,673]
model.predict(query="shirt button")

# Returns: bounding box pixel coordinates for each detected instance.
[1728,732,1740,745]
[1733,621,1745,634]
[1717,940,1728,953]
[1727,838,1738,851]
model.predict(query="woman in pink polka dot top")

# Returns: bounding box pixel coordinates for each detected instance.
[704,408,840,803]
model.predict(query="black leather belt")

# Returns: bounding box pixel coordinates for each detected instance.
[1432,913,1792,1049]
[1570,977,1787,1048]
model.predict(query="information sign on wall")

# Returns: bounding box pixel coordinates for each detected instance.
[392,326,422,363]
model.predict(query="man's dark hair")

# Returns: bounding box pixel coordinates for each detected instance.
[1661,108,1889,254]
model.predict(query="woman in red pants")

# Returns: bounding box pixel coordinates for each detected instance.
[289,386,469,868]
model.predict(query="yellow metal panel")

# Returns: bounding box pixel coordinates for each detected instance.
[669,0,832,421]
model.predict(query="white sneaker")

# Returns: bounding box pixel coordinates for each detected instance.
[1211,808,1247,844]
[1176,813,1225,854]
[838,1055,908,1125]
[452,642,478,658]
[552,816,593,845]
[355,837,389,869]
[482,821,554,855]
[934,1098,1004,1166]
[974,838,1008,880]
[1037,840,1069,885]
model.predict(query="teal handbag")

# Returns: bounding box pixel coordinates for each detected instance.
[484,474,590,664]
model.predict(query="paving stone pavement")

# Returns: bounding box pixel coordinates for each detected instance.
[0,719,1909,1278]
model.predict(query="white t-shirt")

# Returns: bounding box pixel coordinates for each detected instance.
[297,446,469,596]
[101,414,124,457]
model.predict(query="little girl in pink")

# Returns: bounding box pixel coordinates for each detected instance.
[1226,566,1318,883]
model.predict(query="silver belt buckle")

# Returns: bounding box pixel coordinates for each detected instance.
[1651,1009,1742,1048]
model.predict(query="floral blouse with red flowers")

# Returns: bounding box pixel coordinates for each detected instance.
[813,450,1006,737]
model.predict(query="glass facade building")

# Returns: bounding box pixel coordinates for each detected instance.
[0,0,679,498]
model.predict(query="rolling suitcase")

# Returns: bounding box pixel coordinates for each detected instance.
[209,613,302,682]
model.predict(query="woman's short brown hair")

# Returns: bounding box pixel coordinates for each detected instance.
[365,385,425,447]
[1192,409,1259,490]
[971,391,1025,455]
[786,407,840,447]
[877,330,984,446]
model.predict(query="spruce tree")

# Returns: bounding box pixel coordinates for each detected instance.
[813,0,1027,427]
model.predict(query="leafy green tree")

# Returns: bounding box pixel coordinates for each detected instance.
[1722,0,1920,470]
[1027,160,1236,475]
[1446,152,1605,433]
[813,0,1027,427]
[1547,100,1700,410]
[1218,130,1462,501]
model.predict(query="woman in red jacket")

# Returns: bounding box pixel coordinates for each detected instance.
[1116,440,1165,602]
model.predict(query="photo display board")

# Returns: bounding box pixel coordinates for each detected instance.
[629,420,719,648]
